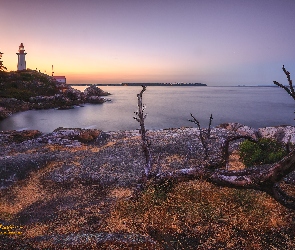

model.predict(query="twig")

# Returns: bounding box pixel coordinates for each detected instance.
[189,113,213,159]
[207,114,213,137]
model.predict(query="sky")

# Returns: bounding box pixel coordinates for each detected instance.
[1,0,295,85]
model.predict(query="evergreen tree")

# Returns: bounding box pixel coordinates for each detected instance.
[0,51,7,71]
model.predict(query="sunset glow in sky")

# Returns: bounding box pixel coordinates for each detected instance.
[2,0,295,85]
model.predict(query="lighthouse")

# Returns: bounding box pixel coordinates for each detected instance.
[16,43,27,71]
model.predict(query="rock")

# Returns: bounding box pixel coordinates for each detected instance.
[0,106,12,119]
[86,95,105,104]
[0,130,42,144]
[0,98,30,118]
[63,88,84,101]
[0,71,112,119]
[217,123,295,145]
[258,126,295,144]
[0,153,56,189]
[84,85,110,97]
[78,129,101,142]
[27,233,160,249]
[217,123,259,139]
[51,127,102,143]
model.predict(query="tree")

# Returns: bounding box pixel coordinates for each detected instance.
[0,52,7,71]
[135,67,295,209]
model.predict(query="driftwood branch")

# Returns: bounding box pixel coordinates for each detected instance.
[154,148,295,209]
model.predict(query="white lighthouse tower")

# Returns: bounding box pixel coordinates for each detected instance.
[16,43,27,71]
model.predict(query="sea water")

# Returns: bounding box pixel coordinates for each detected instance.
[0,86,294,133]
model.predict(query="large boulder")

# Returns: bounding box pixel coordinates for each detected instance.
[51,127,102,143]
[258,126,295,144]
[218,123,295,145]
[0,106,12,120]
[84,85,110,97]
[216,123,259,139]
[86,95,105,104]
[63,88,84,101]
[0,97,30,118]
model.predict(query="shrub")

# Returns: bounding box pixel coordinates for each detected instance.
[239,138,287,167]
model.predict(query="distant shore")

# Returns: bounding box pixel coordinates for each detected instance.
[69,82,207,87]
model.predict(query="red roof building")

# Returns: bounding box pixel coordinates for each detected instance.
[53,76,66,83]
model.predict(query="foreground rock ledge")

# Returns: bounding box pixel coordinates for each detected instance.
[0,123,295,248]
[1,123,295,190]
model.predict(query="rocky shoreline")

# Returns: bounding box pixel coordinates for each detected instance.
[0,71,111,120]
[1,123,294,189]
[1,123,295,249]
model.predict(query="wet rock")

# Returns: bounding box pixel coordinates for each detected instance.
[86,95,105,104]
[0,98,30,119]
[0,106,12,119]
[84,85,110,97]
[63,88,84,101]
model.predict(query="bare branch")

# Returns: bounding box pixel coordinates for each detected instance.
[282,65,295,95]
[189,113,214,159]
[273,65,295,101]
[207,113,213,137]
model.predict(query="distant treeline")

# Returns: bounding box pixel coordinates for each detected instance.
[122,83,207,86]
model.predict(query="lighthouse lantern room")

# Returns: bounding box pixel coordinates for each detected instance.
[16,43,27,71]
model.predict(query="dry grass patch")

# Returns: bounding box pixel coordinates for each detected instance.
[228,150,246,170]
[109,188,133,200]
[0,161,61,215]
[107,180,295,248]
[90,141,116,152]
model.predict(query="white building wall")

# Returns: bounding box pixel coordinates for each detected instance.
[17,54,26,70]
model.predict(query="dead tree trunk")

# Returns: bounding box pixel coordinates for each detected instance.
[134,86,152,178]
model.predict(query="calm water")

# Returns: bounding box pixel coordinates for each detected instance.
[0,86,294,133]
